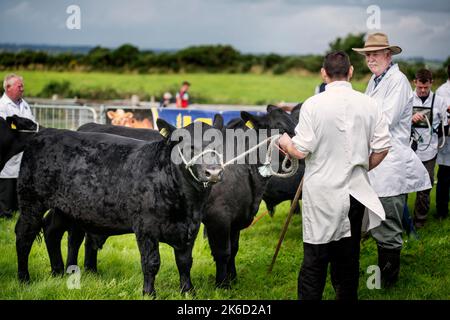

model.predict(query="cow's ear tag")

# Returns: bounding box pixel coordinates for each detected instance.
[160,128,169,138]
[11,123,17,130]
[245,121,254,129]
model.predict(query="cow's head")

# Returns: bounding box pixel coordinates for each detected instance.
[0,115,38,171]
[157,118,224,187]
[240,104,296,137]
[290,103,302,122]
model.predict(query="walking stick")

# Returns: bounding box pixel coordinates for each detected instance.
[268,177,304,273]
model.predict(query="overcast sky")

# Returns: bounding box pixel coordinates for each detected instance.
[0,0,449,60]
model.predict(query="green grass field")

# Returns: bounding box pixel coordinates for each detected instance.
[0,189,449,300]
[0,70,368,105]
[0,70,448,300]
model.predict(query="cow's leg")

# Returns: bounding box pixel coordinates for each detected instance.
[66,226,85,269]
[84,233,107,272]
[84,234,108,272]
[136,234,160,296]
[174,243,195,294]
[43,210,66,276]
[205,224,231,288]
[227,229,240,283]
[15,208,45,282]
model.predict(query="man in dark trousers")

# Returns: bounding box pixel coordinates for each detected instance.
[279,51,391,300]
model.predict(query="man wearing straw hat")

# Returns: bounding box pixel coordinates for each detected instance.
[352,33,431,288]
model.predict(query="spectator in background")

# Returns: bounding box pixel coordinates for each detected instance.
[314,82,326,95]
[176,81,190,108]
[0,74,35,218]
[410,69,448,228]
[159,92,173,108]
[435,64,450,221]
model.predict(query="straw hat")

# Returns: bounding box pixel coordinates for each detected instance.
[352,32,402,55]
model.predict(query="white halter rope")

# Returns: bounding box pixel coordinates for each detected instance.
[410,114,447,151]
[17,122,40,133]
[177,134,299,186]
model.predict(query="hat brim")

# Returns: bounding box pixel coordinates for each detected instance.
[352,46,402,55]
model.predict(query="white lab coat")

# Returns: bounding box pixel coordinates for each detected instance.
[292,81,391,244]
[411,91,448,162]
[0,93,35,178]
[366,64,432,196]
[436,80,450,166]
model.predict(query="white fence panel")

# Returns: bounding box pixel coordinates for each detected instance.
[31,105,98,130]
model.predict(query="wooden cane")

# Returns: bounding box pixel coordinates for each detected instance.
[268,177,304,273]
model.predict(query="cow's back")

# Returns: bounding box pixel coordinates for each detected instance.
[17,129,158,232]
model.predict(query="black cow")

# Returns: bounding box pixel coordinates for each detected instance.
[0,115,38,172]
[203,106,297,287]
[15,119,224,296]
[43,106,297,288]
[77,122,163,141]
[262,103,305,215]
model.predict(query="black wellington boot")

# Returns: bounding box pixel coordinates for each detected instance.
[377,246,401,288]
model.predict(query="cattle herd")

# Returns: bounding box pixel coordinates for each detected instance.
[0,105,304,297]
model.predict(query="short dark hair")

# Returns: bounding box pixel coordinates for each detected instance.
[182,81,191,86]
[414,69,433,83]
[323,51,351,79]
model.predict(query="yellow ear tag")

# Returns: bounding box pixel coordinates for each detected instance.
[245,121,254,129]
[160,128,169,138]
[11,123,17,130]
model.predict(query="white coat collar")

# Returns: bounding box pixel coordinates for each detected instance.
[0,93,21,108]
[413,90,434,103]
[369,63,400,95]
[325,81,352,90]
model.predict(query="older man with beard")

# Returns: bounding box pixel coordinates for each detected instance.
[353,33,431,288]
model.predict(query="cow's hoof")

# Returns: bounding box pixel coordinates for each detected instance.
[215,281,231,290]
[181,286,196,298]
[18,272,30,283]
[143,289,156,299]
[84,267,98,274]
[51,269,65,277]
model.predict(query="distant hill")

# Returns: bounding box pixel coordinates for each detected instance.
[0,43,178,55]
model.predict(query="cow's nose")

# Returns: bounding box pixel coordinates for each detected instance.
[205,168,223,183]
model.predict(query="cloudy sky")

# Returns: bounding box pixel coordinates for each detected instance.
[0,0,449,60]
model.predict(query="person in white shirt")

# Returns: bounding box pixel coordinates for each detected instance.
[279,51,390,300]
[435,64,450,220]
[0,74,35,218]
[352,32,431,288]
[410,69,448,227]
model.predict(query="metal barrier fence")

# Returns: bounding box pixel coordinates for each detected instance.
[29,103,270,130]
[31,105,98,130]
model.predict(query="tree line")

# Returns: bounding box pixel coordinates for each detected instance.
[0,33,448,81]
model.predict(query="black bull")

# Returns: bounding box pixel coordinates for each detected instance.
[43,105,299,289]
[14,119,224,296]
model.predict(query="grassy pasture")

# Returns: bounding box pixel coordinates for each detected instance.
[0,70,368,105]
[0,190,449,300]
[0,70,448,300]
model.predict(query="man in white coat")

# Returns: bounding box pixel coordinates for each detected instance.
[353,33,431,288]
[0,74,35,218]
[279,51,391,300]
[410,69,448,227]
[435,64,450,220]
